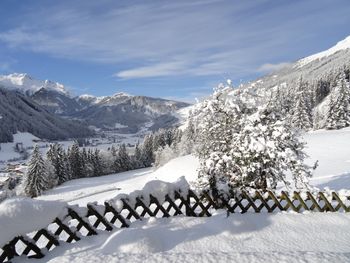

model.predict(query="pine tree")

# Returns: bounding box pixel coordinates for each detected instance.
[110,146,122,173]
[133,142,144,169]
[91,149,103,177]
[68,142,84,179]
[118,144,132,171]
[23,145,50,197]
[46,143,68,184]
[81,148,93,177]
[326,72,350,129]
[291,79,312,130]
[141,134,155,167]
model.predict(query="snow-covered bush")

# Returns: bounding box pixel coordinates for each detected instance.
[193,82,314,197]
[154,145,178,167]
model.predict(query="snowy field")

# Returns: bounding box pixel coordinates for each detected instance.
[6,128,350,262]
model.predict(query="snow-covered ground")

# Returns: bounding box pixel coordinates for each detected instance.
[38,127,350,206]
[15,212,350,263]
[5,128,350,262]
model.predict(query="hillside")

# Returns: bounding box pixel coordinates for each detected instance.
[0,87,93,142]
[0,73,191,135]
[29,128,350,262]
[234,35,350,131]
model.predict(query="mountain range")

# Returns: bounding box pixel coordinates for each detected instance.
[1,35,350,142]
[0,73,190,142]
[242,35,350,94]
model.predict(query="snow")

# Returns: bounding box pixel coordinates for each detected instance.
[38,155,199,205]
[304,127,350,189]
[0,132,41,164]
[35,127,350,206]
[0,197,66,247]
[4,128,350,262]
[114,122,128,129]
[15,212,350,263]
[0,73,68,95]
[110,176,189,208]
[297,35,350,67]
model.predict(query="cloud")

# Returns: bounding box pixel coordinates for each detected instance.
[257,62,292,73]
[0,0,349,80]
[114,61,189,79]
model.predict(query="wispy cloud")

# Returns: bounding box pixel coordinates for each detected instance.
[115,61,190,79]
[257,62,292,73]
[0,0,349,81]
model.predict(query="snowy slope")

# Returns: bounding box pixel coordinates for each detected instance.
[38,155,199,205]
[37,128,350,206]
[297,35,350,67]
[0,73,68,95]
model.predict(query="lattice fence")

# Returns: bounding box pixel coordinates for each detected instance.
[1,189,349,262]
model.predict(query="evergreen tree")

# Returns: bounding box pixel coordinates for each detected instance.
[91,149,104,177]
[291,79,313,130]
[141,134,155,167]
[326,72,350,129]
[68,142,84,179]
[193,84,314,198]
[23,145,50,197]
[117,144,132,171]
[81,148,93,177]
[133,142,144,169]
[46,143,68,184]
[111,146,122,173]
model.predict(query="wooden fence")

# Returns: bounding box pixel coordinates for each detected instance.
[1,189,349,262]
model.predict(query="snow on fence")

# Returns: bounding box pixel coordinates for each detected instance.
[1,182,350,262]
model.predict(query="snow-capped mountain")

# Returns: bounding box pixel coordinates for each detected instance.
[297,35,350,67]
[0,87,93,143]
[243,35,350,95]
[237,35,350,130]
[0,73,68,95]
[74,94,190,133]
[0,73,190,135]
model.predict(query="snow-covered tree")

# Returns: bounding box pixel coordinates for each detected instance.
[23,145,50,197]
[154,144,178,167]
[133,142,144,169]
[326,73,350,129]
[46,143,68,184]
[117,144,133,171]
[291,92,313,130]
[193,83,314,197]
[91,149,104,177]
[141,134,155,167]
[68,142,84,179]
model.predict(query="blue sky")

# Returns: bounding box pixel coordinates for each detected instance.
[0,0,349,102]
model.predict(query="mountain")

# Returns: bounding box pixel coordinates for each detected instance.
[243,36,350,95]
[31,88,82,115]
[0,73,191,135]
[74,93,190,133]
[238,35,350,130]
[0,73,68,95]
[0,87,93,143]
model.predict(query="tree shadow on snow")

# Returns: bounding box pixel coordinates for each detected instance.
[96,211,272,254]
[315,172,350,190]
